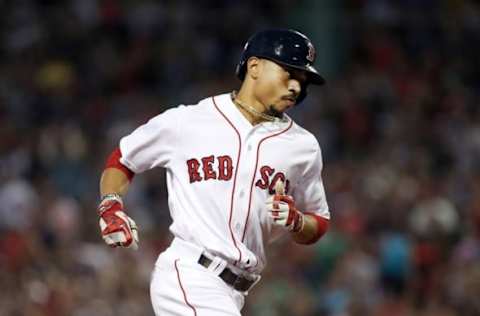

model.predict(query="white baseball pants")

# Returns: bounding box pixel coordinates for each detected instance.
[150,238,245,316]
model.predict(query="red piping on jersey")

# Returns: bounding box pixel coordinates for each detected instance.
[174,259,197,316]
[242,120,293,257]
[212,96,243,265]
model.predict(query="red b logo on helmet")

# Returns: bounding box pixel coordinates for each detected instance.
[306,42,315,63]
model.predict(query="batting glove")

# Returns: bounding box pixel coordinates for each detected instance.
[98,193,139,250]
[266,180,304,233]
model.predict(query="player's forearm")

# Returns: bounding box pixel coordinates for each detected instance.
[291,214,329,245]
[100,167,131,197]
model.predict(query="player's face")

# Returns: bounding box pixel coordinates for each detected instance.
[255,59,308,114]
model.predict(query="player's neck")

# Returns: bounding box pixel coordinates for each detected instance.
[232,90,276,125]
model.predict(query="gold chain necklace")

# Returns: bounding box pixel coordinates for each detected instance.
[231,91,285,123]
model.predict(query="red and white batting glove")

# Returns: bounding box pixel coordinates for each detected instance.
[98,193,139,250]
[266,180,304,233]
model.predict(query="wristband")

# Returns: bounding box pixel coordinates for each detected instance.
[100,193,123,204]
[302,212,329,244]
[98,193,124,215]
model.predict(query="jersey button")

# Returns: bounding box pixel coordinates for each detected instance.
[235,223,241,231]
[247,145,252,151]
[239,191,244,198]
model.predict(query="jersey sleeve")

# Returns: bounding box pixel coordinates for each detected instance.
[119,106,183,173]
[294,140,330,219]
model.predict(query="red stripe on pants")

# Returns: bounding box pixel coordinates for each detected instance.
[174,259,197,316]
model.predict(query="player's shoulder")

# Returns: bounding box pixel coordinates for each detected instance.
[148,94,220,121]
[287,120,321,150]
[286,121,324,168]
[163,93,225,114]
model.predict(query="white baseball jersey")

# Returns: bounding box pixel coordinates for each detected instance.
[119,93,329,274]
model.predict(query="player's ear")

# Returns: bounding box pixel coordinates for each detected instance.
[246,57,261,80]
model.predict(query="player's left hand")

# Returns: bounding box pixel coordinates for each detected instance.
[266,180,304,232]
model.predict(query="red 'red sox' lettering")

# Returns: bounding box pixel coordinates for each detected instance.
[217,156,233,180]
[187,158,289,193]
[255,166,275,189]
[187,155,233,183]
[186,158,202,183]
[201,155,216,180]
[255,165,290,194]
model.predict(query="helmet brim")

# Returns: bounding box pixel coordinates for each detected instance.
[281,62,326,85]
[236,56,326,85]
[261,57,325,85]
[304,65,326,85]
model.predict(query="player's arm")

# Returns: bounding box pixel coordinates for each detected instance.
[100,167,131,196]
[98,107,182,249]
[97,148,139,249]
[267,180,329,245]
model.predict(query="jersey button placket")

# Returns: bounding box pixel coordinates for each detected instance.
[240,133,260,269]
[232,133,257,250]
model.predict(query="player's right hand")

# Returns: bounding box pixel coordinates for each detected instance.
[266,180,304,233]
[97,194,139,250]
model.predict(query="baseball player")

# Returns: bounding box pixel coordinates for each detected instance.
[97,29,330,315]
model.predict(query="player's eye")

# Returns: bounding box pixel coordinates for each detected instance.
[282,67,292,79]
[288,68,308,85]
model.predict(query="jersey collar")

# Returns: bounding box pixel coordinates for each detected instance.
[213,93,292,133]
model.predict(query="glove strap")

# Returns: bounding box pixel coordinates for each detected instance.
[291,211,305,233]
[98,193,124,215]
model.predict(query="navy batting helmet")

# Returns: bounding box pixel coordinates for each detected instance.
[236,29,326,99]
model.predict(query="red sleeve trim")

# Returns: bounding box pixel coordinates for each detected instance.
[105,147,135,181]
[303,212,329,245]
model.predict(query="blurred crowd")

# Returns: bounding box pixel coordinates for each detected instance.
[1,0,480,315]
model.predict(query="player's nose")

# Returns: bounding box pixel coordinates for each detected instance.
[288,79,301,98]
